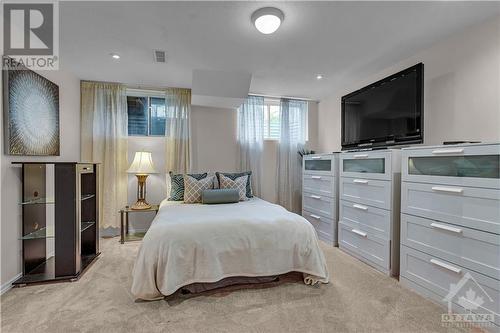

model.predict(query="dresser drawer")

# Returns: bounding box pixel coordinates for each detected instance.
[401,214,500,280]
[339,221,390,270]
[401,246,500,326]
[303,154,337,176]
[401,182,500,234]
[340,150,392,181]
[340,199,391,239]
[303,175,335,198]
[303,210,335,244]
[402,144,500,189]
[303,192,335,219]
[340,177,391,210]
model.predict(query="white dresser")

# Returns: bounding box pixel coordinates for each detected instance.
[302,153,339,246]
[338,149,401,276]
[400,143,500,329]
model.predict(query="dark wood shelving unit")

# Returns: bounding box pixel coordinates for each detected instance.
[12,162,100,286]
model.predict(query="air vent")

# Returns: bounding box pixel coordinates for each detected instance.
[153,50,166,63]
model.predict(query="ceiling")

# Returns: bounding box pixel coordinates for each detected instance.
[60,1,500,101]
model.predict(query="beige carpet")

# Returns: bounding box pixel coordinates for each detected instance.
[1,238,469,333]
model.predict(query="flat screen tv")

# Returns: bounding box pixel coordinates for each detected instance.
[341,63,423,150]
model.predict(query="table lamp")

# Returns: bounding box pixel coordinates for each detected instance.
[127,151,157,210]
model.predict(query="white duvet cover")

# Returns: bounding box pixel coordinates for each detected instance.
[131,198,329,300]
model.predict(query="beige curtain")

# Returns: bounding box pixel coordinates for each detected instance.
[165,88,191,174]
[81,81,128,229]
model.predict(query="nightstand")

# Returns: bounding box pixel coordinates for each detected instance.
[119,205,159,244]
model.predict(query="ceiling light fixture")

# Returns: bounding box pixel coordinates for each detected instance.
[251,7,284,35]
[316,74,324,80]
[110,53,120,60]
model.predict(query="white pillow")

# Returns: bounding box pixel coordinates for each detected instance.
[219,174,248,201]
[184,175,214,203]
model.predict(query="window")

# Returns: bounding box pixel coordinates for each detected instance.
[127,94,166,136]
[263,98,308,141]
[149,97,166,135]
[263,99,281,140]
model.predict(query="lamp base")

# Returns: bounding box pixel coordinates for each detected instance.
[132,174,151,210]
[131,199,151,210]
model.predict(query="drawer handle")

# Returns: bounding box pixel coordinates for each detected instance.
[431,186,464,194]
[353,204,368,211]
[353,179,369,184]
[430,259,462,274]
[311,176,322,179]
[309,195,321,199]
[430,222,462,234]
[431,148,464,155]
[351,229,367,237]
[310,214,321,220]
[353,154,368,159]
[311,156,322,160]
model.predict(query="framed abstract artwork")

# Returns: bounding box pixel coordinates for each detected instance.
[2,59,60,156]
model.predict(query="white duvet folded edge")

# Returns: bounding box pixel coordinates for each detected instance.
[303,274,328,286]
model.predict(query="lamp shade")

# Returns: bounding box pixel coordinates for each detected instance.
[127,151,157,174]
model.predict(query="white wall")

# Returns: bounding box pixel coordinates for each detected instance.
[318,16,500,152]
[0,69,81,289]
[190,106,238,173]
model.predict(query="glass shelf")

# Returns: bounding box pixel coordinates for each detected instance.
[81,221,95,232]
[81,194,95,201]
[21,198,55,205]
[20,222,95,239]
[13,256,56,284]
[20,226,54,240]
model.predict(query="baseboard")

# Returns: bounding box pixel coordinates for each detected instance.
[400,276,500,332]
[1,273,22,295]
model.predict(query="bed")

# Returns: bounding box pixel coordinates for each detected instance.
[131,197,329,300]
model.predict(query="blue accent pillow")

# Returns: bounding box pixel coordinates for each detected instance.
[215,171,253,198]
[202,189,239,204]
[168,172,208,201]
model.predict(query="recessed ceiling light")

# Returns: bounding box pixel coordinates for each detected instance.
[251,7,284,34]
[316,74,324,80]
[110,53,120,60]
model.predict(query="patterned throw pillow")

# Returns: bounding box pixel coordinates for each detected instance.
[168,172,208,201]
[184,175,214,204]
[216,171,253,198]
[219,174,248,201]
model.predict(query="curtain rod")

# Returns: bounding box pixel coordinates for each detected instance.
[95,83,317,103]
[126,84,188,91]
[124,89,317,102]
[81,79,123,85]
[248,93,318,102]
